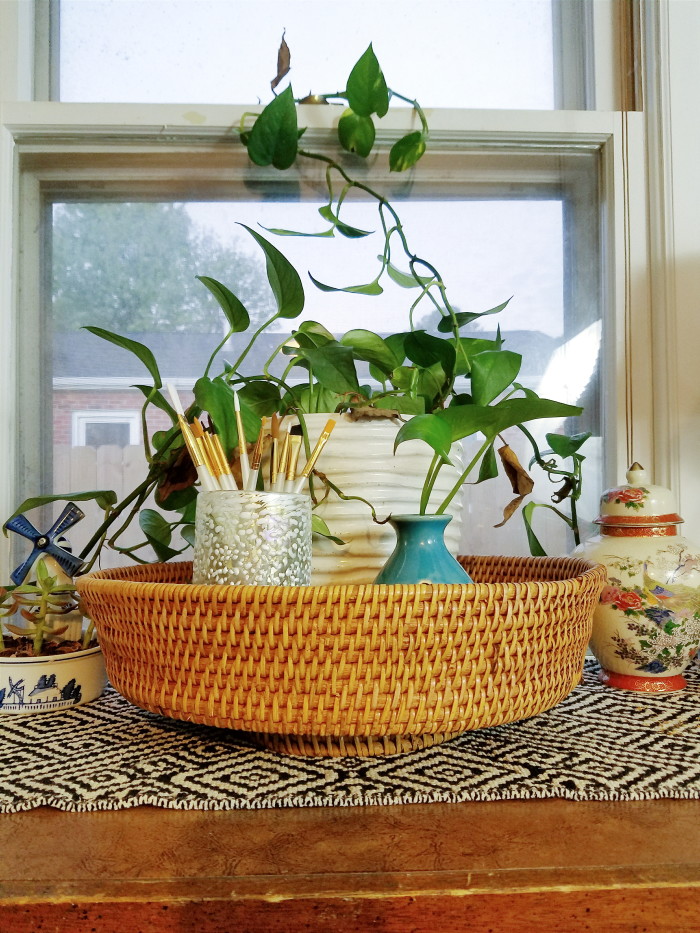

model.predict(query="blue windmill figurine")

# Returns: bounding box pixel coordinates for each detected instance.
[6,502,86,585]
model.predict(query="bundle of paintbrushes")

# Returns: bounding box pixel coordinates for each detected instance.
[167,384,335,496]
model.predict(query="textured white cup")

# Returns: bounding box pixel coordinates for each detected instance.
[193,490,312,586]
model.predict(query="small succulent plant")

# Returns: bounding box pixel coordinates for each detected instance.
[0,560,94,657]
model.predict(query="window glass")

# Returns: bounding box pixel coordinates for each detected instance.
[50,184,602,561]
[58,0,555,108]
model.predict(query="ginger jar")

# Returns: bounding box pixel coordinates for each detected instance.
[574,462,700,692]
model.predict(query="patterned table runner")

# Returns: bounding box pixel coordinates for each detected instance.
[1,660,699,812]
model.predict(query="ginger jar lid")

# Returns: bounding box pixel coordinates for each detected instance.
[595,462,683,528]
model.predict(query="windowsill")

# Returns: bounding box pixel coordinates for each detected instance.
[1,798,698,930]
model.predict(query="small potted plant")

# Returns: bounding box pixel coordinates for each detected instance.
[0,554,106,714]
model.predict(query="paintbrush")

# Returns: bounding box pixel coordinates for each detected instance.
[166,383,219,492]
[245,417,268,491]
[293,419,336,494]
[233,390,250,488]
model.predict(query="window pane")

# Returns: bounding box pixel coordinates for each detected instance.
[58,0,555,108]
[49,181,602,562]
[83,421,130,447]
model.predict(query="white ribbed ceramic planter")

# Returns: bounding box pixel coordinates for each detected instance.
[0,645,107,714]
[291,413,464,585]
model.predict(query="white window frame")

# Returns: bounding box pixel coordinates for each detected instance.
[0,0,687,580]
[71,411,140,448]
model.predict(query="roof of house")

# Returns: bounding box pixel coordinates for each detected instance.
[53,329,290,380]
[53,327,558,387]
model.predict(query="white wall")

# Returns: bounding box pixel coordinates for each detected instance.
[659,0,700,537]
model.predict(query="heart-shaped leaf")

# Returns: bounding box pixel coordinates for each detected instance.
[404,331,456,380]
[237,381,283,417]
[389,131,426,172]
[340,329,397,375]
[246,86,299,170]
[338,108,376,157]
[452,333,505,376]
[394,414,453,462]
[293,345,361,395]
[139,509,180,562]
[83,326,162,388]
[294,320,336,347]
[544,431,592,458]
[181,524,196,548]
[194,376,258,457]
[470,350,522,405]
[317,204,373,238]
[196,276,250,332]
[309,273,383,295]
[240,225,305,318]
[385,261,435,289]
[437,298,511,333]
[345,44,389,118]
[436,396,583,443]
[312,514,345,545]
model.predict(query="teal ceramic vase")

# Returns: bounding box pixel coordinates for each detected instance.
[374,514,473,585]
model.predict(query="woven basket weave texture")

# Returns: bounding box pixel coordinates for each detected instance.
[77,556,605,742]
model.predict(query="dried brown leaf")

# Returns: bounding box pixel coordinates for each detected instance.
[346,407,400,422]
[155,445,198,505]
[552,477,575,503]
[271,33,291,91]
[498,444,534,496]
[494,494,527,528]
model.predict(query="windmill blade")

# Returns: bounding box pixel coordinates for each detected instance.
[5,514,41,543]
[44,542,84,578]
[10,550,41,585]
[47,502,85,540]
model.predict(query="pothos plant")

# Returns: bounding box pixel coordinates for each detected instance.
[3,41,588,569]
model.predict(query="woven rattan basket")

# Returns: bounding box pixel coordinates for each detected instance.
[77,555,605,757]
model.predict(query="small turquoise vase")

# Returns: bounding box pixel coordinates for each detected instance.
[374,514,473,585]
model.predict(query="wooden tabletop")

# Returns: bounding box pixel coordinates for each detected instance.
[0,797,698,931]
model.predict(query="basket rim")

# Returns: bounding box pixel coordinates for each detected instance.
[76,555,605,598]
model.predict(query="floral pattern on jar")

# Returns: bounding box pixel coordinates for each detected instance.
[601,486,649,510]
[600,550,700,674]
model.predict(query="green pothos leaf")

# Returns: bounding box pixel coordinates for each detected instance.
[196,276,250,332]
[338,108,376,157]
[309,273,383,295]
[139,509,180,562]
[389,131,426,172]
[246,86,299,170]
[312,514,345,545]
[240,225,305,318]
[437,299,512,333]
[384,261,435,289]
[83,327,162,388]
[394,414,453,463]
[4,491,118,531]
[345,44,389,118]
[261,225,335,238]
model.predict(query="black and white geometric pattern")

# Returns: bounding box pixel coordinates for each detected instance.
[1,659,699,813]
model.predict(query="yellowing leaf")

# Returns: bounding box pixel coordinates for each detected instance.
[498,445,534,495]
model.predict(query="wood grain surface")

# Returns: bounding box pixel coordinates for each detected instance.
[1,798,699,930]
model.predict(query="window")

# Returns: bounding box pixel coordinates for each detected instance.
[27,124,606,561]
[57,0,564,109]
[71,412,140,447]
[2,0,662,576]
